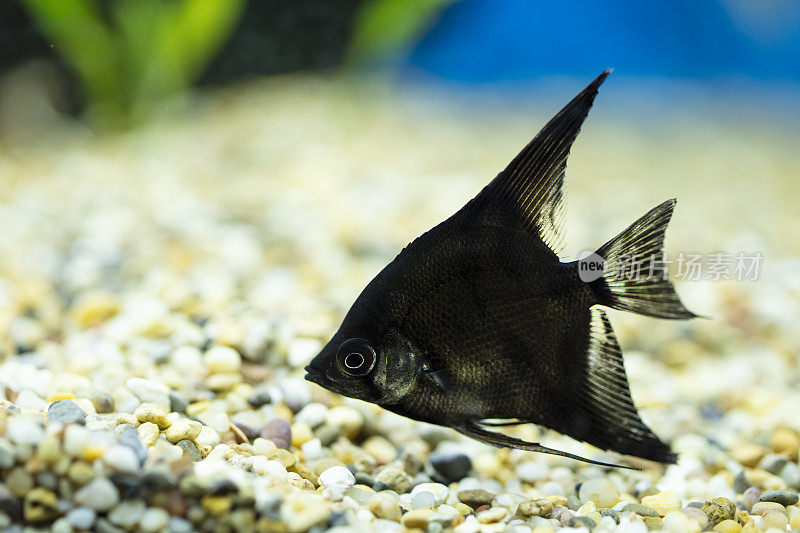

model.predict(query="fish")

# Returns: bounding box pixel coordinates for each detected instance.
[305,70,699,469]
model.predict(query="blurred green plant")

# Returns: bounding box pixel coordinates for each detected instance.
[19,0,245,129]
[347,0,455,68]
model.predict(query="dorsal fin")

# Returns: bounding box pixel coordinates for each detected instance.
[478,70,611,254]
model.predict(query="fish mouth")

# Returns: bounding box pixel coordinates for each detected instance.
[304,364,333,388]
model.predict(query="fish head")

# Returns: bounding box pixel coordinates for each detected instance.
[305,307,422,406]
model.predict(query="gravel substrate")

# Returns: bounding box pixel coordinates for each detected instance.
[1,76,799,532]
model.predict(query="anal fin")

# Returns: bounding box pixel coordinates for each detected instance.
[454,421,640,470]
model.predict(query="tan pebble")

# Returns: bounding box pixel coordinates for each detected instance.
[771,428,800,460]
[115,413,138,426]
[165,419,202,444]
[713,519,742,532]
[253,438,277,456]
[202,495,233,515]
[204,345,242,373]
[762,510,789,530]
[702,497,736,526]
[82,445,104,462]
[137,422,160,447]
[291,422,313,448]
[369,493,401,522]
[67,461,95,485]
[532,527,556,533]
[683,507,710,527]
[732,444,767,468]
[197,444,213,458]
[267,448,296,468]
[576,501,597,516]
[578,478,620,508]
[288,463,318,486]
[70,292,119,328]
[135,404,171,430]
[477,507,507,524]
[401,509,432,529]
[741,522,759,533]
[206,372,240,391]
[642,516,663,529]
[37,435,61,463]
[362,435,397,464]
[516,497,554,518]
[735,509,753,526]
[641,491,682,516]
[750,501,787,516]
[454,503,472,515]
[790,506,800,529]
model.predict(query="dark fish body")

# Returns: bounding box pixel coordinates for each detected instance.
[306,70,698,469]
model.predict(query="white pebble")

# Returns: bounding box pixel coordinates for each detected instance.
[204,345,241,373]
[411,483,449,506]
[287,338,322,368]
[294,403,328,428]
[74,477,120,511]
[139,507,170,532]
[300,438,322,460]
[413,490,435,509]
[126,377,170,408]
[7,416,44,445]
[319,466,356,491]
[516,460,549,482]
[102,445,140,474]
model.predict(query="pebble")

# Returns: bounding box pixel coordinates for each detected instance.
[261,418,291,449]
[136,422,160,446]
[204,345,242,373]
[319,466,356,492]
[67,507,96,529]
[568,516,597,528]
[139,507,170,532]
[458,489,496,509]
[411,482,449,506]
[134,404,171,430]
[402,508,432,529]
[477,506,507,524]
[165,419,202,443]
[294,403,328,428]
[108,499,145,528]
[750,501,786,515]
[430,451,472,482]
[516,497,555,518]
[762,509,789,530]
[47,399,87,425]
[702,497,736,526]
[712,519,742,533]
[7,417,44,446]
[758,489,798,506]
[622,503,660,517]
[177,439,203,461]
[74,477,120,511]
[23,487,59,522]
[578,478,620,508]
[370,492,402,521]
[412,490,435,508]
[126,378,170,408]
[102,445,140,474]
[640,490,682,516]
[374,467,411,493]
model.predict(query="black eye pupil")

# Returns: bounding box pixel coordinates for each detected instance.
[337,338,376,377]
[344,352,364,369]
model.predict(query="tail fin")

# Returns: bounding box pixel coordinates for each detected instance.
[592,199,698,319]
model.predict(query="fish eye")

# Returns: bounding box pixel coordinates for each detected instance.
[337,338,376,377]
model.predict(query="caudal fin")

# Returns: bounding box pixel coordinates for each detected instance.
[592,199,698,319]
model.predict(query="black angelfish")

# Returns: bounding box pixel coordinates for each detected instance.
[305,70,699,469]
